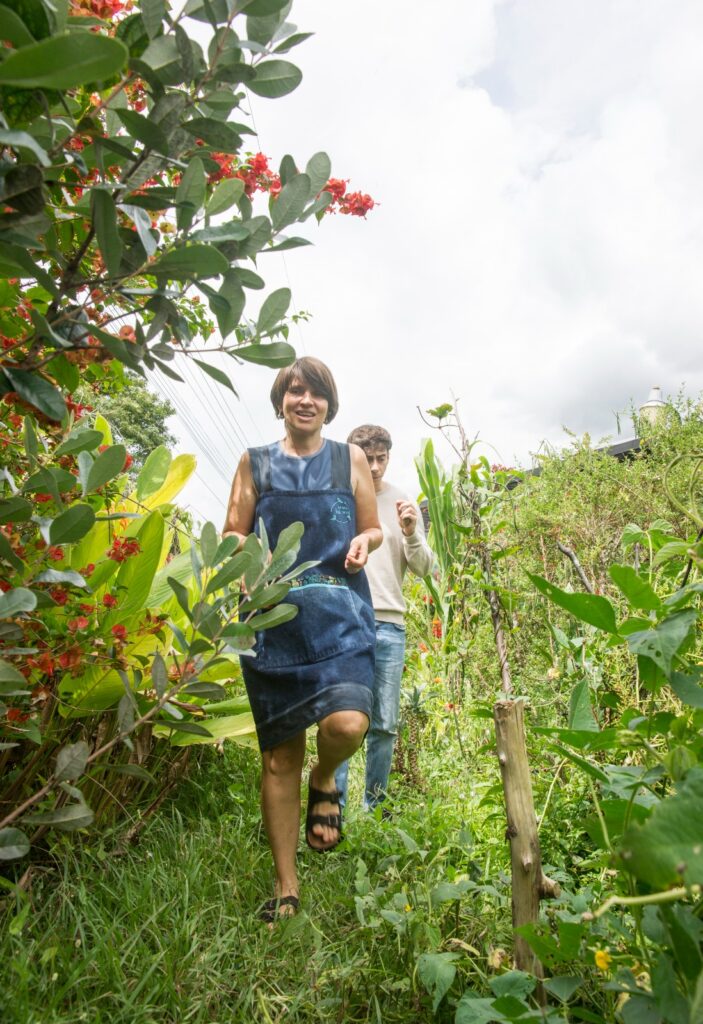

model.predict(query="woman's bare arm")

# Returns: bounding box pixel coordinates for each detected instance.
[345,444,383,572]
[222,451,257,546]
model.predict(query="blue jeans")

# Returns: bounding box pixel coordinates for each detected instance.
[336,622,406,809]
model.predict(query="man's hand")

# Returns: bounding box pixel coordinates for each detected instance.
[344,534,370,574]
[396,500,417,537]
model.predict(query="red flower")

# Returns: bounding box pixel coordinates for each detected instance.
[107,538,141,562]
[249,152,269,173]
[79,564,96,577]
[0,580,10,593]
[6,707,29,723]
[35,493,53,503]
[28,652,56,676]
[123,452,133,470]
[68,616,90,631]
[50,586,69,605]
[102,593,118,608]
[339,191,376,217]
[111,624,128,642]
[58,646,83,671]
[79,603,95,615]
[431,616,443,639]
[324,178,347,200]
[47,545,64,562]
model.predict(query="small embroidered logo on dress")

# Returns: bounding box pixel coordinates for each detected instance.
[329,497,352,523]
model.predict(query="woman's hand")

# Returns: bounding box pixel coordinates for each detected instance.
[344,533,370,574]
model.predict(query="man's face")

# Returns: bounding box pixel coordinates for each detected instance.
[364,444,390,491]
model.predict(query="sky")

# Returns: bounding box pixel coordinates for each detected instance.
[151,0,703,527]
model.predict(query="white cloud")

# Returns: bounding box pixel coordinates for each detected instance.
[168,0,703,523]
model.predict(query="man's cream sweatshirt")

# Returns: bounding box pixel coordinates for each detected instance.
[367,482,434,625]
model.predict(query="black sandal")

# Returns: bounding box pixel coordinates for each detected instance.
[259,894,299,923]
[305,781,343,852]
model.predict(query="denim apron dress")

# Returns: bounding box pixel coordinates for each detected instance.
[240,439,376,751]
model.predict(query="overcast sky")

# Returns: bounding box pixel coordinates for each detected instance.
[152,0,703,526]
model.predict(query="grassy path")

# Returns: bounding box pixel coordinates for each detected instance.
[2,741,515,1024]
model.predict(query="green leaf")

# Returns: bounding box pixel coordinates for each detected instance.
[568,679,598,732]
[271,173,310,230]
[250,602,297,631]
[670,671,703,709]
[54,429,104,456]
[627,610,697,676]
[55,741,90,782]
[609,564,661,612]
[114,510,164,617]
[192,358,237,394]
[417,952,459,1012]
[175,156,206,231]
[304,151,331,195]
[136,445,171,501]
[86,444,127,493]
[272,31,314,55]
[206,551,252,594]
[207,177,245,217]
[26,801,94,831]
[2,367,66,422]
[91,188,123,278]
[0,32,127,88]
[49,504,96,545]
[248,59,302,98]
[244,0,289,14]
[0,5,36,46]
[234,341,296,368]
[0,496,32,524]
[0,827,30,861]
[489,971,535,1001]
[200,522,218,568]
[619,767,703,887]
[140,0,165,37]
[184,117,242,150]
[167,575,192,619]
[191,221,250,243]
[543,977,583,1003]
[0,658,28,685]
[266,236,312,253]
[115,108,169,154]
[150,244,227,280]
[256,287,291,334]
[0,587,36,617]
[154,710,256,747]
[0,129,50,166]
[33,569,87,588]
[527,573,619,634]
[182,681,225,699]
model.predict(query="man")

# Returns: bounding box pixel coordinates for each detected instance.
[337,424,434,810]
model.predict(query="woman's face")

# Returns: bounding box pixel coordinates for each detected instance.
[281,376,329,434]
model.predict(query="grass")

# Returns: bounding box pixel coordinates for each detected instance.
[1,734,515,1024]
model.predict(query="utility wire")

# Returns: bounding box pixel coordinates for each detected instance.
[148,371,233,484]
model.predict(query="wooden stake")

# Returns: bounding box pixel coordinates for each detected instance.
[494,699,561,977]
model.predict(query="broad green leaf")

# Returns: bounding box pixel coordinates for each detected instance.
[619,767,703,888]
[0,658,27,684]
[182,681,225,699]
[542,977,583,1003]
[0,5,35,46]
[0,129,50,166]
[627,610,697,676]
[207,177,245,216]
[0,827,30,861]
[256,286,291,333]
[136,445,171,501]
[417,952,459,1012]
[183,117,242,150]
[235,341,296,368]
[85,444,127,493]
[55,741,90,781]
[304,151,331,194]
[140,0,165,37]
[266,236,312,252]
[271,172,310,230]
[621,523,647,549]
[245,0,289,14]
[33,569,87,588]
[273,31,314,55]
[26,801,94,831]
[54,429,104,456]
[267,520,304,578]
[584,799,650,849]
[2,367,66,422]
[175,157,206,231]
[115,108,169,154]
[653,540,691,567]
[49,504,95,545]
[132,453,196,510]
[191,221,249,244]
[527,573,619,634]
[0,33,127,88]
[239,582,290,613]
[150,244,227,280]
[200,522,218,567]
[568,679,598,732]
[248,59,302,98]
[167,575,191,619]
[192,358,237,393]
[112,511,165,618]
[670,671,703,709]
[0,587,37,617]
[206,551,252,594]
[454,994,501,1024]
[489,971,535,1001]
[91,188,123,277]
[250,602,297,630]
[0,496,32,524]
[93,413,113,446]
[609,564,661,612]
[153,711,257,746]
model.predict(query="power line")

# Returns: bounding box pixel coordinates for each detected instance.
[174,353,250,458]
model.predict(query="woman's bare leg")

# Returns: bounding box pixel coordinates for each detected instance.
[261,731,307,902]
[308,710,368,849]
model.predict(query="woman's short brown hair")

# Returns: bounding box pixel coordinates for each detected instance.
[270,356,339,423]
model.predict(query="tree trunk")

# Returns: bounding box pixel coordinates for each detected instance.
[494,699,561,977]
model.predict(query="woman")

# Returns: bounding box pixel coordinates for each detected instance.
[222,357,382,921]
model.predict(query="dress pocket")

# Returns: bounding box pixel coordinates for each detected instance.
[254,585,371,669]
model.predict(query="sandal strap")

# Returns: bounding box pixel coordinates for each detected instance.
[307,813,341,828]
[307,784,342,807]
[259,894,299,922]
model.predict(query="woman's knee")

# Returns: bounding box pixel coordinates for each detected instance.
[318,710,368,746]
